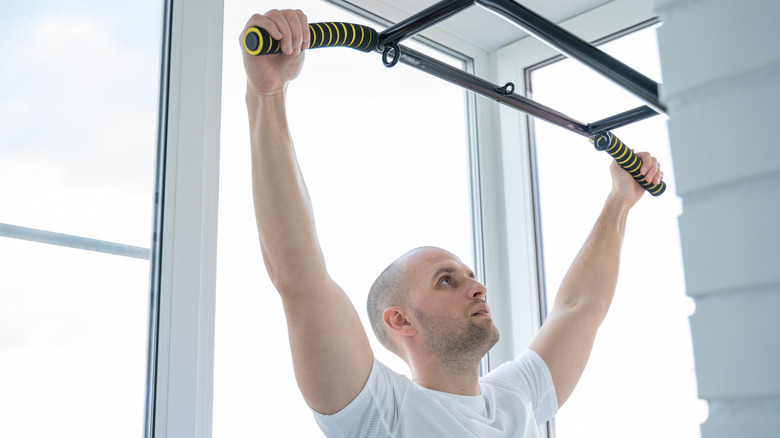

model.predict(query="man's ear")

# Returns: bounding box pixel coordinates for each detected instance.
[383,307,416,337]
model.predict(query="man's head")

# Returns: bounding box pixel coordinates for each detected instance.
[367,246,499,372]
[366,250,412,357]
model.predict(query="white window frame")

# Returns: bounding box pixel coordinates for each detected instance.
[148,0,503,436]
[324,0,514,373]
[493,0,658,346]
[148,0,661,435]
[327,0,548,370]
[148,0,224,437]
[493,0,658,434]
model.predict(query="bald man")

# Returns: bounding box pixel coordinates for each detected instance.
[241,9,663,437]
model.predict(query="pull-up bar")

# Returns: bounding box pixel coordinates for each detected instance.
[379,0,665,113]
[243,0,666,196]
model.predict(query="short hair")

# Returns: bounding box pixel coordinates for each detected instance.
[366,256,410,357]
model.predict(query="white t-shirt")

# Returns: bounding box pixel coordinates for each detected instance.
[312,349,558,437]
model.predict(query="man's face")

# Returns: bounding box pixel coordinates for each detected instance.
[403,247,499,370]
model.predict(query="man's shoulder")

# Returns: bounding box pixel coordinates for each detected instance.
[479,349,559,423]
[479,350,551,390]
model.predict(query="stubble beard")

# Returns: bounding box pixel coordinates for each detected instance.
[413,306,500,376]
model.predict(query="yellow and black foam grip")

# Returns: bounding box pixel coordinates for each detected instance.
[593,132,666,196]
[243,22,378,56]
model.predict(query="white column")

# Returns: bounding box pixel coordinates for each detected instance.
[653,0,780,435]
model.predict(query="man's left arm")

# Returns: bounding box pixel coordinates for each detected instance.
[529,152,663,407]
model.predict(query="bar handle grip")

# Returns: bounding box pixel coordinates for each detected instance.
[243,22,378,55]
[593,132,666,196]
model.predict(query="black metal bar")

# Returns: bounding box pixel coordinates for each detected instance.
[377,0,474,49]
[396,45,590,137]
[587,105,659,134]
[476,0,666,114]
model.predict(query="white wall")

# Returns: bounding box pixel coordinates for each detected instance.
[652,0,780,435]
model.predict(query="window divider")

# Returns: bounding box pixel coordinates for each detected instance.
[147,0,224,436]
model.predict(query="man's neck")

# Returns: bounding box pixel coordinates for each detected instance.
[410,360,482,396]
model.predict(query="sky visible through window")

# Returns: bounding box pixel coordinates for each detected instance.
[529,25,707,437]
[0,1,162,436]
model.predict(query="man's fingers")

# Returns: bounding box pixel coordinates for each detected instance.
[637,152,662,185]
[291,9,310,51]
[239,10,310,55]
[240,13,284,55]
[266,10,294,54]
[240,10,307,55]
[651,162,662,185]
[245,13,282,41]
[280,10,301,54]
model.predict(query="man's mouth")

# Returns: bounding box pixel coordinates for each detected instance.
[471,304,491,317]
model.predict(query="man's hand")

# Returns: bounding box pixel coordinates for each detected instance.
[240,10,310,94]
[609,151,664,208]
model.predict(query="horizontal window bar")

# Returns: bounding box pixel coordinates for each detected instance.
[0,223,150,260]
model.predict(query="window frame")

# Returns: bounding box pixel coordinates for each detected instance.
[332,0,540,371]
[147,0,224,436]
[493,0,657,346]
[494,1,659,435]
[523,14,663,317]
[149,0,502,436]
[148,1,659,435]
[328,0,507,374]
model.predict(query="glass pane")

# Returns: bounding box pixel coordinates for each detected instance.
[0,1,163,436]
[214,1,473,436]
[0,1,162,246]
[529,26,706,437]
[0,241,150,437]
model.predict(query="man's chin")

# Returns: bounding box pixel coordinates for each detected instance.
[488,328,499,350]
[475,324,500,354]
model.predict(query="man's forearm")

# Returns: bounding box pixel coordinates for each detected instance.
[553,192,630,320]
[247,89,328,294]
[529,157,656,406]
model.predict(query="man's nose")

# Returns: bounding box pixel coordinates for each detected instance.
[469,280,487,300]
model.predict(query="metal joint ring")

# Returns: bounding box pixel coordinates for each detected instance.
[495,82,515,96]
[592,132,611,151]
[382,42,401,68]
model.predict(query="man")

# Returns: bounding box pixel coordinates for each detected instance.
[241,9,663,437]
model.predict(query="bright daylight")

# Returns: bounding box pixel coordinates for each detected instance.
[2,0,777,437]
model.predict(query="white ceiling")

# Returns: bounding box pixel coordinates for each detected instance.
[350,0,613,51]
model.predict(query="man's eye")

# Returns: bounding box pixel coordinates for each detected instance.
[440,276,453,286]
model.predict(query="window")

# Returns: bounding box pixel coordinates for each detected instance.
[0,1,163,436]
[213,1,476,436]
[3,2,703,436]
[526,24,706,437]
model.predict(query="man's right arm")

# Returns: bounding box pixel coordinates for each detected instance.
[241,10,373,415]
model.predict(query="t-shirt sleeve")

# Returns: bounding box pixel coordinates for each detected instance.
[482,349,558,424]
[311,358,405,438]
